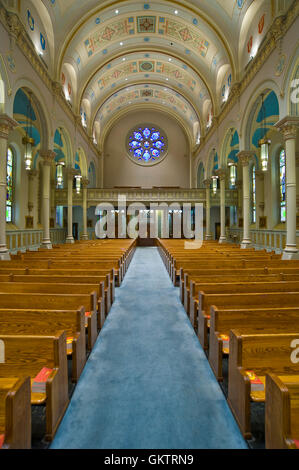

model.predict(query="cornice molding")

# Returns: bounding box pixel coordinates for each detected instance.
[198,0,299,151]
[0,2,99,158]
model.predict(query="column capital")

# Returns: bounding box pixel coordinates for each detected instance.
[237,150,255,166]
[66,167,79,177]
[275,116,299,141]
[40,150,56,166]
[28,169,38,179]
[215,168,227,181]
[0,114,18,139]
[82,178,89,188]
[203,178,211,188]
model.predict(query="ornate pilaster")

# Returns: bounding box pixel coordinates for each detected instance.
[81,178,89,241]
[66,167,77,244]
[0,114,18,259]
[275,116,299,259]
[40,150,55,249]
[237,151,255,249]
[203,178,212,240]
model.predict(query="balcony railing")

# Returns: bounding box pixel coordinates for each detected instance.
[6,228,67,253]
[55,188,238,207]
[228,228,299,254]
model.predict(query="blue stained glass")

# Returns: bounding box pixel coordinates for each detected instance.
[151,132,160,141]
[134,132,143,141]
[155,141,164,149]
[143,128,151,138]
[280,149,286,222]
[130,140,140,149]
[151,149,160,158]
[134,149,143,157]
[128,126,167,162]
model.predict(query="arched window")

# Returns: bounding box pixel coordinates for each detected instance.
[6,147,14,223]
[251,165,256,223]
[279,149,286,222]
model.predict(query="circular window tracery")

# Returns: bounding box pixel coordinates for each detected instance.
[126,124,168,166]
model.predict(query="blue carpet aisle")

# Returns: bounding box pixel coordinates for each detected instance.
[51,247,248,449]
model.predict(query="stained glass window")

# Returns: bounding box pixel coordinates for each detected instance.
[6,148,13,223]
[126,125,168,165]
[252,165,256,223]
[280,149,286,222]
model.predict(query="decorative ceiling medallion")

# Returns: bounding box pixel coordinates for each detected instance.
[126,123,168,166]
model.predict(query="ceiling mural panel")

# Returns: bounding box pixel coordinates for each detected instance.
[32,0,276,142]
[94,84,199,137]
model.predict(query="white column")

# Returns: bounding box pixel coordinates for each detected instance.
[204,178,212,240]
[81,177,89,240]
[216,169,227,243]
[50,178,56,228]
[40,150,55,249]
[275,117,299,259]
[0,115,17,260]
[255,170,265,230]
[66,168,77,244]
[238,151,255,249]
[28,169,38,228]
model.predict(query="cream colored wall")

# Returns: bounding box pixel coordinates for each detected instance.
[104,110,190,189]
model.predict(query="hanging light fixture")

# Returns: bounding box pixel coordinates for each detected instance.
[22,91,35,171]
[211,176,218,195]
[56,162,65,188]
[258,93,271,172]
[75,175,82,194]
[228,163,237,187]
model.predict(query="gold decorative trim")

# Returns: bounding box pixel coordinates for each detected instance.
[196,0,299,157]
[56,0,236,82]
[0,2,99,158]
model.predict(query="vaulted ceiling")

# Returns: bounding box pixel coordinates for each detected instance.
[7,0,290,149]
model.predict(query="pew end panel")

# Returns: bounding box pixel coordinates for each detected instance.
[208,313,224,382]
[179,269,184,304]
[0,377,31,449]
[197,292,208,350]
[45,331,69,441]
[266,374,299,449]
[227,330,252,440]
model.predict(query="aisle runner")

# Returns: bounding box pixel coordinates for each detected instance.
[51,247,247,449]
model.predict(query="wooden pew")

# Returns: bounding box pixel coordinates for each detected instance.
[227,331,299,439]
[189,280,299,323]
[0,332,69,441]
[265,374,299,449]
[9,274,113,315]
[208,307,299,381]
[0,258,123,287]
[196,291,299,350]
[181,272,299,307]
[0,308,86,382]
[0,377,31,449]
[0,270,116,305]
[0,282,106,331]
[0,293,98,350]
